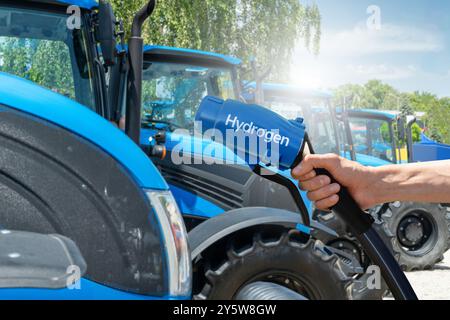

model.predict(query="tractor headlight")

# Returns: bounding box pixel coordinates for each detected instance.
[146,190,192,297]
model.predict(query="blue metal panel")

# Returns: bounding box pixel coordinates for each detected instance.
[0,279,188,300]
[0,72,168,190]
[413,134,450,161]
[141,127,314,218]
[342,151,391,167]
[169,184,225,219]
[144,45,242,66]
[55,0,98,9]
[141,128,248,165]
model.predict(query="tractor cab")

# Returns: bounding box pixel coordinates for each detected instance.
[141,46,241,133]
[342,109,407,165]
[243,83,342,156]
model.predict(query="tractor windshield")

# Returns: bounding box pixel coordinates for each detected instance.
[348,117,395,163]
[141,61,236,130]
[0,5,96,110]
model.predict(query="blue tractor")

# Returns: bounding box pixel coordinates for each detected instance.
[340,109,450,271]
[0,0,312,300]
[0,0,372,300]
[127,45,379,299]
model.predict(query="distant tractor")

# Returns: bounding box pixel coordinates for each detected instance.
[341,109,450,271]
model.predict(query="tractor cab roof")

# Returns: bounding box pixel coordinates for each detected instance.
[143,45,241,68]
[345,109,399,122]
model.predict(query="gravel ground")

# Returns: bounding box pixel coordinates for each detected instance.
[405,251,450,300]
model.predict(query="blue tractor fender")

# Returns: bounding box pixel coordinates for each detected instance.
[188,207,338,260]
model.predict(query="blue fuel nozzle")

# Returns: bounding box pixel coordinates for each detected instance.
[195,96,306,170]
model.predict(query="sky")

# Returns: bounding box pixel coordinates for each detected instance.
[292,0,450,97]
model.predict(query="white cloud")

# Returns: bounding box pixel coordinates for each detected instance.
[346,64,417,80]
[290,60,418,89]
[320,23,444,57]
[288,22,448,95]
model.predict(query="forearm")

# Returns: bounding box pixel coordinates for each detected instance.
[370,160,450,205]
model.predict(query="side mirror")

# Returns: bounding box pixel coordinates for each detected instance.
[0,230,87,289]
[96,0,117,66]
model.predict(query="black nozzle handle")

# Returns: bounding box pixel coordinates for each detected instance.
[314,168,374,235]
[131,0,156,37]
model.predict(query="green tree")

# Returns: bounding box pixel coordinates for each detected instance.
[0,38,32,78]
[333,83,365,109]
[411,123,422,143]
[110,0,321,80]
[334,80,402,110]
[0,38,74,98]
[28,41,75,99]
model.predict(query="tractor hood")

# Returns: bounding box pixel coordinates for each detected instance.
[0,72,168,190]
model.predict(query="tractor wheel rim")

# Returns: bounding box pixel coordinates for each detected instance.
[397,211,437,255]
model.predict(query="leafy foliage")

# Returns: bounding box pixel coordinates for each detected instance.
[110,0,321,80]
[0,38,74,98]
[334,80,403,111]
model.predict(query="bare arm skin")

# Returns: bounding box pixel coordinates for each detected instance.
[291,154,450,210]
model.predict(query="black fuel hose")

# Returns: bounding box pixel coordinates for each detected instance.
[314,167,418,300]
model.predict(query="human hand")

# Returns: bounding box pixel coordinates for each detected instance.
[291,154,376,210]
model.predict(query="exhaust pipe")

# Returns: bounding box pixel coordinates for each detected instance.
[125,0,156,144]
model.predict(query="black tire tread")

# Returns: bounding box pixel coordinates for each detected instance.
[373,202,450,271]
[194,229,360,300]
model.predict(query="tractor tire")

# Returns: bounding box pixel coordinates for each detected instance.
[313,210,388,299]
[192,226,377,300]
[373,202,450,271]
[313,210,369,268]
